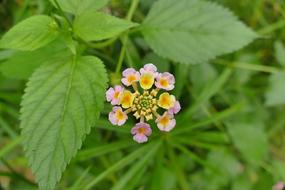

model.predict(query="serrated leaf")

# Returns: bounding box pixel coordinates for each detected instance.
[266,72,285,106]
[74,12,138,42]
[141,0,258,64]
[20,56,108,190]
[0,15,58,51]
[0,40,72,80]
[50,0,109,15]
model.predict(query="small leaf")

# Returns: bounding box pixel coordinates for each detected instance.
[50,0,109,15]
[74,12,138,42]
[0,40,72,80]
[141,0,258,64]
[274,41,285,67]
[265,72,285,106]
[226,121,268,165]
[20,56,108,190]
[0,15,58,51]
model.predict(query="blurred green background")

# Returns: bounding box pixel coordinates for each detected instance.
[0,0,285,189]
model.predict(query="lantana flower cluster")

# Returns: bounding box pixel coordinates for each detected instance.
[106,64,181,143]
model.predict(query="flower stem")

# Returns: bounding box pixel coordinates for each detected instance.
[115,0,140,74]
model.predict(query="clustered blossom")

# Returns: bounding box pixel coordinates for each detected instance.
[273,182,285,190]
[106,64,181,143]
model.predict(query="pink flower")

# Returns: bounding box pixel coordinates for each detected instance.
[168,101,181,114]
[108,106,128,126]
[131,122,152,143]
[273,182,285,190]
[106,85,124,105]
[156,112,176,132]
[121,68,140,86]
[140,63,158,77]
[155,72,175,90]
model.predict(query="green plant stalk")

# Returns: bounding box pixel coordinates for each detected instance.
[0,158,37,186]
[85,142,153,189]
[0,117,18,139]
[173,103,243,136]
[0,136,22,159]
[167,143,189,190]
[115,0,140,74]
[216,59,283,73]
[172,142,219,173]
[53,0,73,29]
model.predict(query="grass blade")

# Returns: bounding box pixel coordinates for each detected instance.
[111,142,161,190]
[85,142,155,189]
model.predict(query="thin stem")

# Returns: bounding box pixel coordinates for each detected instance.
[115,36,128,74]
[215,59,282,74]
[53,0,73,29]
[126,0,140,21]
[1,158,37,186]
[115,0,140,74]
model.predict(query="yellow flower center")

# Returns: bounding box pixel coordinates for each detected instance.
[127,74,137,83]
[158,92,175,109]
[159,78,169,88]
[159,115,170,126]
[114,91,120,99]
[132,91,157,121]
[115,109,125,120]
[120,90,134,108]
[139,73,154,90]
[138,127,146,134]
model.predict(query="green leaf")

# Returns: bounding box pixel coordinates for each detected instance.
[274,41,285,67]
[0,15,58,51]
[265,72,285,106]
[111,142,160,190]
[226,121,268,165]
[76,140,135,161]
[141,0,258,64]
[20,56,108,190]
[74,12,138,42]
[85,142,154,189]
[50,0,109,15]
[0,41,72,80]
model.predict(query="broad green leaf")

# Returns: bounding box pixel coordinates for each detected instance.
[50,0,109,15]
[141,0,258,64]
[74,12,138,42]
[0,15,58,51]
[265,72,285,106]
[20,56,108,190]
[0,41,72,80]
[226,121,268,165]
[274,41,285,67]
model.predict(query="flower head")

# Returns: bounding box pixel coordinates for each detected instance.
[106,64,181,143]
[131,122,152,143]
[168,101,181,115]
[140,63,158,77]
[156,112,176,132]
[106,85,124,105]
[121,68,140,86]
[108,106,128,126]
[158,92,176,109]
[155,72,175,90]
[273,182,285,190]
